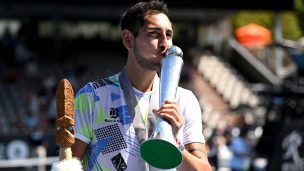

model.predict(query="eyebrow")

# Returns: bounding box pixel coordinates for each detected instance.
[146,27,174,35]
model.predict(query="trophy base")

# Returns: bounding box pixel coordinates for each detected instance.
[140,139,182,169]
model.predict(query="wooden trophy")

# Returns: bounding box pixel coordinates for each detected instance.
[51,79,82,171]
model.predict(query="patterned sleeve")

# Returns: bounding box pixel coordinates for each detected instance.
[74,83,95,144]
[180,89,205,145]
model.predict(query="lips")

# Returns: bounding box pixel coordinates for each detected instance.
[159,47,168,57]
[160,52,166,58]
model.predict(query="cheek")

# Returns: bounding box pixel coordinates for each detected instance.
[135,38,157,52]
[168,40,173,46]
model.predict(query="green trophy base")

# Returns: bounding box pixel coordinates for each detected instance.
[140,139,182,169]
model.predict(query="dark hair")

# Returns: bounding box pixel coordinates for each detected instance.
[120,1,169,37]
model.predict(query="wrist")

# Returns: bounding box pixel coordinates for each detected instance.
[175,138,185,152]
[178,144,185,152]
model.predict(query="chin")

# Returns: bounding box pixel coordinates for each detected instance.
[141,63,160,72]
[150,66,160,73]
[151,62,161,72]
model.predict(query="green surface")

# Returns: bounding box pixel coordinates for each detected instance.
[140,139,182,169]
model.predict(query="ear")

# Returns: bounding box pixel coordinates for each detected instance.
[122,30,134,49]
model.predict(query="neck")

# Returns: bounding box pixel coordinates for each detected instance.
[125,61,156,93]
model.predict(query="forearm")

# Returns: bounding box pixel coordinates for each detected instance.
[178,150,211,171]
[177,143,212,171]
[72,138,88,160]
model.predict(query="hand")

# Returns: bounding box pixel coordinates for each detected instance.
[153,100,184,138]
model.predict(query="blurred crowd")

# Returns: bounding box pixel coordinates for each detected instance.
[0,26,88,136]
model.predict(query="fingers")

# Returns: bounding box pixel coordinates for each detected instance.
[153,100,184,128]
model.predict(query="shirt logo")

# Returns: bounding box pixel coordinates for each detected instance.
[110,108,119,119]
[105,106,131,124]
[105,108,120,122]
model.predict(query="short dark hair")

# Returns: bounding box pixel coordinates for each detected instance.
[120,1,169,37]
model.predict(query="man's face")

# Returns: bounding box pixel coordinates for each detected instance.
[133,13,173,72]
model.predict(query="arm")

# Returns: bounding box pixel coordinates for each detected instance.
[71,84,95,160]
[177,142,212,171]
[72,138,88,160]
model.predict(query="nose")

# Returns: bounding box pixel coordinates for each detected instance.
[159,34,171,54]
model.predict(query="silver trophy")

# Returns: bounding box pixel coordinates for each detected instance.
[140,46,184,169]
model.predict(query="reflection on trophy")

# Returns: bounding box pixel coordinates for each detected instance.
[140,46,184,169]
[51,79,82,171]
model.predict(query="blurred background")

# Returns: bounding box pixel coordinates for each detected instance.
[0,0,303,170]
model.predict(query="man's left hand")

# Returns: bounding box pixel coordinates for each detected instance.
[153,100,184,138]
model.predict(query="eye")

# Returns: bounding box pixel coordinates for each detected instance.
[166,32,173,39]
[148,31,159,38]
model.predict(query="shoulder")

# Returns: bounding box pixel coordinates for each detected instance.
[77,74,120,93]
[90,74,120,90]
[176,87,201,111]
[176,87,197,100]
[75,74,121,103]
